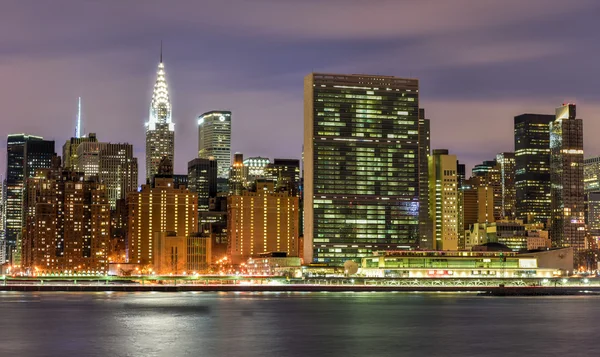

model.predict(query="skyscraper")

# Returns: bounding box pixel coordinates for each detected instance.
[198,110,232,183]
[4,134,56,264]
[584,157,600,244]
[265,158,301,196]
[418,108,432,249]
[145,48,174,182]
[303,73,420,264]
[229,152,247,195]
[550,104,585,258]
[63,133,98,170]
[514,113,554,225]
[187,157,217,212]
[74,142,138,209]
[472,160,502,220]
[584,157,600,193]
[429,149,459,250]
[457,162,466,250]
[496,152,516,220]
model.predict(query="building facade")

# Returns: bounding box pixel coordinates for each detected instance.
[514,113,554,225]
[418,109,432,249]
[265,158,301,196]
[62,133,98,170]
[229,153,248,195]
[550,104,585,258]
[4,134,56,264]
[584,157,600,193]
[75,142,138,209]
[303,73,420,264]
[496,152,516,220]
[429,149,459,250]
[198,110,232,181]
[586,192,600,244]
[472,160,502,221]
[187,158,218,212]
[22,170,110,274]
[145,54,175,181]
[243,156,270,182]
[227,181,299,264]
[127,178,197,265]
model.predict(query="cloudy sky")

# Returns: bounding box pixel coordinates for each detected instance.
[1,0,600,181]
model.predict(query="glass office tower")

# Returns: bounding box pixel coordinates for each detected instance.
[303,73,420,265]
[514,113,554,225]
[4,134,56,264]
[198,111,232,180]
[550,104,585,259]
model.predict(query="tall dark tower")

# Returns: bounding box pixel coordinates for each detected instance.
[418,108,432,249]
[514,113,554,225]
[550,104,585,263]
[4,134,56,264]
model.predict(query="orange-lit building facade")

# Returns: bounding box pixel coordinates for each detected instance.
[127,178,197,265]
[227,181,299,264]
[22,170,110,274]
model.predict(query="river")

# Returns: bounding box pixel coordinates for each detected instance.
[0,292,597,356]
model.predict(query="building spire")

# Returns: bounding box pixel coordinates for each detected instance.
[160,40,163,63]
[75,97,82,138]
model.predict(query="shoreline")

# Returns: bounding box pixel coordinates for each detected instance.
[1,285,600,295]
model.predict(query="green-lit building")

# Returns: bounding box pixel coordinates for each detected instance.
[360,250,563,278]
[303,73,420,265]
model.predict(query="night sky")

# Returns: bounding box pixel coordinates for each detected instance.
[2,0,600,182]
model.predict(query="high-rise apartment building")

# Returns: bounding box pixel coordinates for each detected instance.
[587,192,600,245]
[62,133,98,170]
[496,152,516,220]
[229,153,248,195]
[198,110,232,181]
[514,113,554,225]
[584,157,600,193]
[462,177,495,229]
[74,142,138,209]
[227,181,299,264]
[4,134,56,264]
[127,177,197,265]
[243,157,270,182]
[472,160,502,220]
[429,149,459,250]
[550,104,585,257]
[303,73,420,264]
[265,159,301,196]
[22,170,110,274]
[145,50,175,181]
[187,158,217,212]
[584,157,600,244]
[457,162,466,250]
[418,108,432,249]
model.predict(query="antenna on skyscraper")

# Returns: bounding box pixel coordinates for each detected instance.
[75,97,82,138]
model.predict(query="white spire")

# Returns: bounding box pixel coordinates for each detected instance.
[75,97,82,138]
[147,44,173,131]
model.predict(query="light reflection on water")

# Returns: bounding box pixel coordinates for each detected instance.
[0,292,599,357]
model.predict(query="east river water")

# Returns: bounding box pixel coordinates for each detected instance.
[0,291,598,356]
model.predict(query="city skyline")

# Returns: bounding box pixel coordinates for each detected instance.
[2,1,600,181]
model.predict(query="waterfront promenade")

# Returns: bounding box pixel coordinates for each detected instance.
[1,275,599,295]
